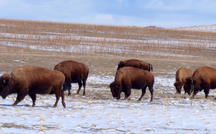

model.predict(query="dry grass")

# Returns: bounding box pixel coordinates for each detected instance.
[0,18,216,60]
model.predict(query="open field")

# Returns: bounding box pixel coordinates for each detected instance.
[0,19,216,133]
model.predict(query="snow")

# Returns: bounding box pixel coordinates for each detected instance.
[88,75,114,85]
[0,70,216,133]
[0,94,216,133]
[0,72,216,134]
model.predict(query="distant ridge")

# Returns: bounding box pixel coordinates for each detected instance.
[176,24,216,32]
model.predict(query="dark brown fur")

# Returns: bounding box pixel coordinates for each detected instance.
[174,67,193,95]
[110,67,154,102]
[0,66,66,107]
[117,59,153,71]
[185,66,216,99]
[54,60,89,96]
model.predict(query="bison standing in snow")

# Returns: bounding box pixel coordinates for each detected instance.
[184,66,216,99]
[0,66,66,108]
[117,59,153,71]
[54,60,89,96]
[174,67,193,95]
[110,67,154,102]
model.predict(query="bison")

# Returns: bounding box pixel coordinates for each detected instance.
[0,66,66,108]
[174,67,193,95]
[54,60,89,96]
[110,67,154,102]
[184,66,216,99]
[117,59,153,71]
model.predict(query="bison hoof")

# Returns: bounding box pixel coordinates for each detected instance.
[53,104,57,108]
[63,104,66,108]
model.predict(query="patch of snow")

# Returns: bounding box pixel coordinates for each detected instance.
[13,60,25,63]
[155,75,175,88]
[0,72,3,76]
[88,75,114,85]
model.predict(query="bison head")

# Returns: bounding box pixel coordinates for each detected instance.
[0,74,13,99]
[184,77,196,97]
[174,81,183,94]
[109,81,121,99]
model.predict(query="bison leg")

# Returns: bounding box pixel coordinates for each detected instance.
[204,89,209,98]
[191,90,198,99]
[53,89,60,108]
[63,82,71,96]
[76,81,82,95]
[82,80,86,96]
[61,90,66,108]
[13,92,27,106]
[138,87,146,101]
[149,87,154,102]
[67,83,71,96]
[124,89,131,100]
[29,93,36,107]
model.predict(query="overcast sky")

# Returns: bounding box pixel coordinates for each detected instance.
[1,0,216,27]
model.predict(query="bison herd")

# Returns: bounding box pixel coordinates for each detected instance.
[0,59,215,108]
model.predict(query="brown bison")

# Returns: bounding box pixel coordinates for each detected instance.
[54,60,89,96]
[117,59,153,71]
[184,66,216,99]
[174,67,193,95]
[0,66,66,108]
[110,67,154,102]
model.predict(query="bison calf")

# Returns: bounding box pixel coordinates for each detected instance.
[117,59,153,71]
[185,66,216,99]
[54,60,89,96]
[110,67,154,102]
[0,66,66,108]
[174,67,193,95]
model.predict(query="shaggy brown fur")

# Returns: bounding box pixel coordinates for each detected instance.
[110,67,154,102]
[54,60,89,96]
[117,59,153,71]
[174,67,193,95]
[0,66,66,108]
[185,66,216,99]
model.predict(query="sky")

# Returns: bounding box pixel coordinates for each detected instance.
[0,0,216,27]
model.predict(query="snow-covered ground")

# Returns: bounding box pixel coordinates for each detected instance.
[0,93,216,134]
[1,72,216,133]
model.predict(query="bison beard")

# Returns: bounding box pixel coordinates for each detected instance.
[0,66,66,108]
